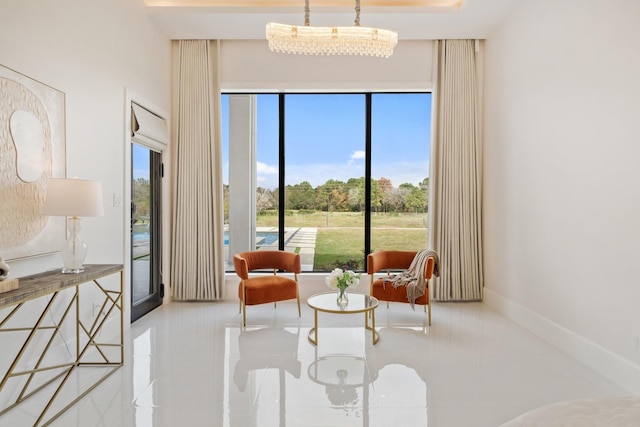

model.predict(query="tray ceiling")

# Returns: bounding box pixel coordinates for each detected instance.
[146,0,516,40]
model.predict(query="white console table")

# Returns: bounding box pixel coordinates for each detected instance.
[0,264,124,426]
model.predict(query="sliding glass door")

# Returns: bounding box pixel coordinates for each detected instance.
[131,143,163,322]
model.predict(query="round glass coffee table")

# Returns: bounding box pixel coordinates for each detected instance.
[307,292,379,345]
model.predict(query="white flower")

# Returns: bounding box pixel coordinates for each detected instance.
[325,268,343,289]
[325,268,360,291]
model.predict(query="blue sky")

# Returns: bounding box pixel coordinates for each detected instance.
[132,143,151,181]
[224,93,432,190]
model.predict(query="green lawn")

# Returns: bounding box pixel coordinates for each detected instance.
[257,210,427,228]
[314,227,363,270]
[255,211,428,271]
[314,227,428,270]
[257,210,368,227]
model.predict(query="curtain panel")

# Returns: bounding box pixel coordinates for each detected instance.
[429,39,484,301]
[170,40,225,300]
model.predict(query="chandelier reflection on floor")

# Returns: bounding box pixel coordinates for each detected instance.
[266,0,398,57]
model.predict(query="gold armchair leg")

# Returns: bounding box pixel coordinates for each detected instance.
[242,281,247,327]
[243,301,246,327]
[296,295,301,317]
[428,302,431,326]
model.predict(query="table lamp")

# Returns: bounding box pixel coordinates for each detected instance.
[43,178,104,273]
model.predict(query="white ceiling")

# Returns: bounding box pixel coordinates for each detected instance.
[146,0,518,40]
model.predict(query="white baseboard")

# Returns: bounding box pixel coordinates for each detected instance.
[484,288,640,394]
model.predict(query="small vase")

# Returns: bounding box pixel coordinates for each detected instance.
[337,287,348,306]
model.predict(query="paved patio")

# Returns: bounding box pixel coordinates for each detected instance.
[283,227,317,271]
[224,227,318,271]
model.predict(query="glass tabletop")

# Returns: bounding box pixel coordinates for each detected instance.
[307,292,378,314]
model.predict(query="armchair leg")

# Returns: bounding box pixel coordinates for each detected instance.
[428,302,431,326]
[242,282,247,327]
[297,295,301,317]
[242,301,247,327]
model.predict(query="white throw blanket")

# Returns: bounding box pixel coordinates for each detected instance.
[382,249,440,309]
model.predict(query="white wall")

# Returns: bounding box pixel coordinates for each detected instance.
[220,39,433,92]
[0,0,171,317]
[483,0,640,392]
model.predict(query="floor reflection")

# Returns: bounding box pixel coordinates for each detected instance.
[366,327,429,410]
[308,355,376,422]
[227,324,430,426]
[16,301,627,427]
[233,328,301,392]
[231,327,301,427]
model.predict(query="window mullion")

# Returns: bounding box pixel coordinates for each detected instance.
[364,93,372,269]
[278,93,286,251]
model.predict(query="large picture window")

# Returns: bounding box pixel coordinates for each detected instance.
[223,93,431,272]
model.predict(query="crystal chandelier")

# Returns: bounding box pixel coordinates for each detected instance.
[266,0,398,58]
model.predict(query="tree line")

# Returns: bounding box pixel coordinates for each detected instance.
[141,175,429,219]
[132,177,150,220]
[246,177,429,214]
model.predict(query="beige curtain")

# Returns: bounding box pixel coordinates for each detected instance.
[429,39,483,301]
[170,40,225,300]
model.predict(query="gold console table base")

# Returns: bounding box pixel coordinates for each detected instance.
[0,264,124,426]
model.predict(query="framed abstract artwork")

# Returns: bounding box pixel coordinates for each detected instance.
[0,65,66,260]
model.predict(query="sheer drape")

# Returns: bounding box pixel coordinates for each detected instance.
[429,39,483,301]
[170,40,225,300]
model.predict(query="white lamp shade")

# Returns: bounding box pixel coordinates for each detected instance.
[43,178,104,217]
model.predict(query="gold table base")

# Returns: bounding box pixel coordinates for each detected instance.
[307,292,379,345]
[0,265,124,426]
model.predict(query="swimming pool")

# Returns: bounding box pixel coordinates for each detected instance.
[224,231,278,246]
[133,231,150,242]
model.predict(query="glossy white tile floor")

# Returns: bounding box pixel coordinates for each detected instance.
[5,298,633,427]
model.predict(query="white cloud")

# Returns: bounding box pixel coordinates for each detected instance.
[348,150,366,164]
[256,161,278,187]
[257,161,278,174]
[351,150,365,160]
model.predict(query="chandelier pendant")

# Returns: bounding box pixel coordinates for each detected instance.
[266,0,398,58]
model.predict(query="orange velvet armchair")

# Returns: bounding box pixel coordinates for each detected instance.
[367,250,435,326]
[234,250,301,327]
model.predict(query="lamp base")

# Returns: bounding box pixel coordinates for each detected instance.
[60,216,88,275]
[61,267,85,274]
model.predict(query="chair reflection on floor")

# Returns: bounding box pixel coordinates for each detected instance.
[365,327,429,414]
[232,327,301,426]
